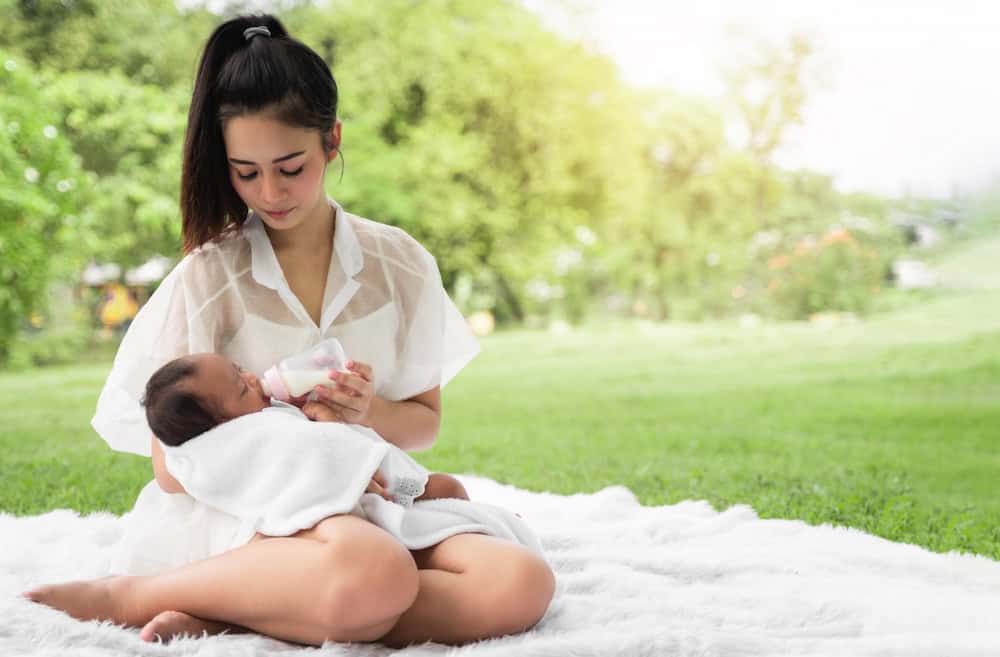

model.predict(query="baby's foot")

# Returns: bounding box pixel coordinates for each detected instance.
[140,610,244,643]
[23,576,126,624]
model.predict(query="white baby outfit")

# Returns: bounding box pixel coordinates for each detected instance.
[93,199,490,575]
[144,400,542,575]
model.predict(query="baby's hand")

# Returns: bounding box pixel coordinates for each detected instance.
[366,472,394,501]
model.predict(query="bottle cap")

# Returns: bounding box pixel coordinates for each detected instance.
[262,366,289,401]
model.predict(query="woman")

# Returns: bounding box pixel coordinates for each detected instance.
[25,14,554,647]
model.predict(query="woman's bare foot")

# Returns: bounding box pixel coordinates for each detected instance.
[140,610,245,643]
[22,576,128,624]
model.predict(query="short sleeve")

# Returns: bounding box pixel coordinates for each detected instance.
[91,256,222,456]
[380,242,480,401]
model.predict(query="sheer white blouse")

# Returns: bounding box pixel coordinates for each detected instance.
[92,198,479,457]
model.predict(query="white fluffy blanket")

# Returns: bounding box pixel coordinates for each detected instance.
[3,476,1000,656]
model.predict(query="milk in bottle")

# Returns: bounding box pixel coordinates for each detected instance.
[260,338,348,401]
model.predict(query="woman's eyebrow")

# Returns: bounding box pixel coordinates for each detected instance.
[228,151,305,165]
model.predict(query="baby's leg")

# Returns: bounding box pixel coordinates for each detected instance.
[418,473,469,501]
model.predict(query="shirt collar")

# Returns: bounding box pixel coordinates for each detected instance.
[244,197,362,291]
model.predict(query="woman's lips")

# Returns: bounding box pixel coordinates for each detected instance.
[265,207,294,219]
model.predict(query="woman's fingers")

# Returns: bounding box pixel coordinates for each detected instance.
[313,385,361,412]
[286,392,311,408]
[327,374,361,397]
[327,370,371,398]
[302,400,342,422]
[346,360,373,382]
[315,362,376,426]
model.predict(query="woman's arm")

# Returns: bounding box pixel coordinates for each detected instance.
[305,382,441,452]
[306,359,443,452]
[150,436,187,494]
[368,386,441,451]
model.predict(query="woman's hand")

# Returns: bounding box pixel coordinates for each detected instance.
[301,399,346,423]
[309,360,377,426]
[286,391,312,409]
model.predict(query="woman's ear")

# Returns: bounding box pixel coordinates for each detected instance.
[325,122,342,162]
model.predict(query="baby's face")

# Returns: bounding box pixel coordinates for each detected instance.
[187,353,269,420]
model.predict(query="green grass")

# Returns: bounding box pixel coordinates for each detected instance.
[3,237,1000,560]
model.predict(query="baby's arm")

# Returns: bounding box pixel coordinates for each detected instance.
[418,473,469,501]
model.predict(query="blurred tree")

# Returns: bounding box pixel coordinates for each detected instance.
[2,0,214,86]
[605,90,745,319]
[289,0,634,323]
[723,30,825,227]
[1,0,894,343]
[0,51,90,363]
[43,71,189,266]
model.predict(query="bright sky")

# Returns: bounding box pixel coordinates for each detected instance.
[522,0,1000,198]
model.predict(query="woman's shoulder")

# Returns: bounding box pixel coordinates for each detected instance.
[346,212,436,274]
[171,228,252,286]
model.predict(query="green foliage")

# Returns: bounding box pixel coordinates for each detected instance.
[43,71,189,266]
[0,51,89,362]
[5,283,103,369]
[762,229,886,319]
[0,0,216,87]
[7,323,94,369]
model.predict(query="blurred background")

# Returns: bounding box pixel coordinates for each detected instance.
[1,1,998,556]
[1,0,999,360]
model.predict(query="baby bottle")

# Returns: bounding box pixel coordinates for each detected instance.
[260,337,348,402]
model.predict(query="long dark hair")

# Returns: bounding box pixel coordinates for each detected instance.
[180,14,339,253]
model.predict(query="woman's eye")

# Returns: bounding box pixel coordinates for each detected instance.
[235,166,302,181]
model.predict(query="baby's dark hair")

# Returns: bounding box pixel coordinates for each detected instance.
[142,357,221,447]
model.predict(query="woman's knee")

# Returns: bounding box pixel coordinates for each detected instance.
[310,518,419,639]
[482,550,555,635]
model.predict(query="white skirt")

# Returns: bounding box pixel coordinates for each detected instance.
[111,480,257,576]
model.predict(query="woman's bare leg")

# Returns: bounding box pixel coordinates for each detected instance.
[379,534,555,647]
[134,532,553,646]
[25,515,419,646]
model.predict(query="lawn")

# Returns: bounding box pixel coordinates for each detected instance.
[2,239,999,560]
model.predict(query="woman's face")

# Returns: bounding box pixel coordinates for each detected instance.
[223,112,340,232]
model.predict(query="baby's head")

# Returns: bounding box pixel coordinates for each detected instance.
[143,353,269,446]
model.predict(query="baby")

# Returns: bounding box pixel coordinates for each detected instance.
[142,352,468,503]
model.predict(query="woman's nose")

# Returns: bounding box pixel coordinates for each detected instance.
[260,174,286,204]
